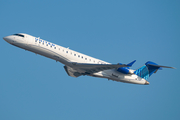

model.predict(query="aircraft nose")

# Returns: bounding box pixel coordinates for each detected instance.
[3,36,12,43]
[3,36,8,41]
[145,80,150,85]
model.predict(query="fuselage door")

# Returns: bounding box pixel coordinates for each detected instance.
[27,36,34,46]
[34,37,38,46]
[24,35,28,46]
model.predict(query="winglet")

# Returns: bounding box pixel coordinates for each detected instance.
[127,60,136,67]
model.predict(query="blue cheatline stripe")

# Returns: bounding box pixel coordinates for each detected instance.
[134,65,149,80]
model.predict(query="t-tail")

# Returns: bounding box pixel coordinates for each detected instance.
[134,61,175,80]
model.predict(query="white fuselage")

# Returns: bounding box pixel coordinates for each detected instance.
[3,33,148,85]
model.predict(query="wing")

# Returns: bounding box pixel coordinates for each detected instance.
[69,62,129,75]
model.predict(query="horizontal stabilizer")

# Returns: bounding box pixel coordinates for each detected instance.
[148,64,175,69]
[134,61,175,80]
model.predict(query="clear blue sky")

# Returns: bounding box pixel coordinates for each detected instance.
[1,0,180,120]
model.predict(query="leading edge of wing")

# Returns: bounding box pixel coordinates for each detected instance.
[70,62,129,68]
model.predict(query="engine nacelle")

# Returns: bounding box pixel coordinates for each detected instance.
[117,67,130,74]
[117,60,136,74]
[117,67,135,74]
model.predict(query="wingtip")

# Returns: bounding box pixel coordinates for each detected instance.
[127,60,136,67]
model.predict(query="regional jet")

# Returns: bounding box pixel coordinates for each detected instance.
[3,33,175,85]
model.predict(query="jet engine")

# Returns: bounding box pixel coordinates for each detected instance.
[117,60,136,74]
[117,67,130,74]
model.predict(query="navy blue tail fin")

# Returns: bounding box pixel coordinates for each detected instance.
[134,61,175,80]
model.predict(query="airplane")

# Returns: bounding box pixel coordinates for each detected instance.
[3,33,175,85]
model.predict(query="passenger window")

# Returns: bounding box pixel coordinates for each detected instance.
[74,54,76,56]
[82,56,83,59]
[46,44,48,46]
[54,47,56,49]
[78,55,80,57]
[66,51,68,53]
[85,58,87,60]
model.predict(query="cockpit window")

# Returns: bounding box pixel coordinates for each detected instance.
[13,34,24,37]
